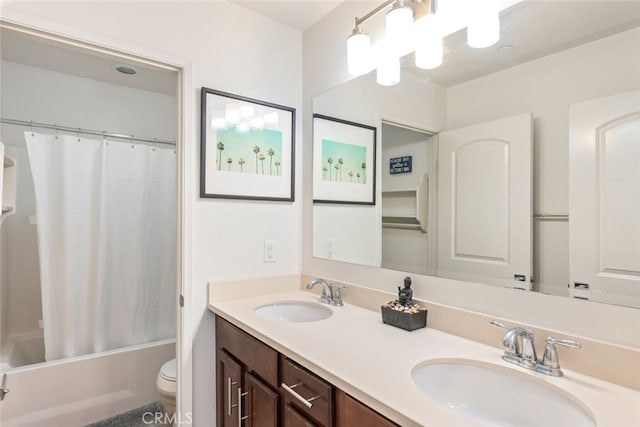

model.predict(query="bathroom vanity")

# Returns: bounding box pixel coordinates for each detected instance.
[215,316,396,426]
[209,276,640,426]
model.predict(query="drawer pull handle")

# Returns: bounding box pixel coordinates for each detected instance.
[281,382,320,409]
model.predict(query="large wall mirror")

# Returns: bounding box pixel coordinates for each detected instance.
[312,1,640,308]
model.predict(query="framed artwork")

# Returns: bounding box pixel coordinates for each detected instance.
[200,87,295,201]
[312,114,376,205]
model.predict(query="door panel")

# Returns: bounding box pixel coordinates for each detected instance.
[569,90,640,307]
[283,403,319,427]
[218,350,243,427]
[438,113,533,288]
[245,372,279,427]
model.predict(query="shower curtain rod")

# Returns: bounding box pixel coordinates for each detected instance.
[0,117,176,146]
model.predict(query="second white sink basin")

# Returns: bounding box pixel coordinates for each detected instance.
[254,301,332,323]
[412,359,595,427]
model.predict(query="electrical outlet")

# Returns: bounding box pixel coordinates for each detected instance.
[325,238,333,259]
[264,240,276,263]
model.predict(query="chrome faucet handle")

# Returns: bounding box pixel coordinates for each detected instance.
[0,373,9,401]
[331,284,347,306]
[538,336,581,377]
[520,330,537,368]
[319,284,332,304]
[490,321,519,356]
[305,278,333,304]
[489,320,509,330]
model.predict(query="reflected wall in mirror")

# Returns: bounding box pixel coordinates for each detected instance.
[312,1,640,308]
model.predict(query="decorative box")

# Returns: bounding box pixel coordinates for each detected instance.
[381,303,427,331]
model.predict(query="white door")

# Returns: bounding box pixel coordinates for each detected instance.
[437,113,532,289]
[569,90,640,308]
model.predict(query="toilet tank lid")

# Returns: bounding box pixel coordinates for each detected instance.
[160,359,176,381]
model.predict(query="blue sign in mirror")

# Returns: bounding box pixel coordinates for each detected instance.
[390,156,412,174]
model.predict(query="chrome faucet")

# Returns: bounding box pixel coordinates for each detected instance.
[305,278,346,306]
[490,320,580,376]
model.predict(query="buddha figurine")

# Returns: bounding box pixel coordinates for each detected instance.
[397,276,413,307]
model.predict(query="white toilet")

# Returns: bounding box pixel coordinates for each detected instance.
[156,358,176,415]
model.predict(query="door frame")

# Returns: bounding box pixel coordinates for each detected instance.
[0,17,194,420]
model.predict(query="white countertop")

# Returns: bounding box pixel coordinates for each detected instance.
[209,289,640,426]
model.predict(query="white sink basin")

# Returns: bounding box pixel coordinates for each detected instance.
[412,359,595,427]
[254,301,332,323]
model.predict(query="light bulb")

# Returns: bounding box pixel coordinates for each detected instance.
[250,117,264,130]
[236,123,250,133]
[386,2,414,56]
[225,103,241,124]
[414,13,443,70]
[264,111,279,125]
[239,105,255,118]
[467,3,500,48]
[211,118,226,129]
[376,47,400,86]
[347,29,371,76]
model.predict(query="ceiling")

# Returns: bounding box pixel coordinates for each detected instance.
[229,0,345,30]
[410,0,640,87]
[1,1,638,95]
[1,30,178,96]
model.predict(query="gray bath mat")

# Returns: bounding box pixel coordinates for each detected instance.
[86,401,169,427]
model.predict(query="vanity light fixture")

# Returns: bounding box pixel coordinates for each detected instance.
[347,0,511,85]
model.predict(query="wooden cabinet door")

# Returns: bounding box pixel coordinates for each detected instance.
[283,403,319,427]
[335,390,398,427]
[244,371,279,427]
[218,350,243,427]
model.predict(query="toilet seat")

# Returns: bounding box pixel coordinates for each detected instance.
[157,359,177,396]
[159,359,176,382]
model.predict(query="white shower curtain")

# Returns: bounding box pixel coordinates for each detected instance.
[25,131,176,361]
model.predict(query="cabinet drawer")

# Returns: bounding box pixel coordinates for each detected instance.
[216,316,278,388]
[335,389,398,427]
[283,403,320,427]
[280,357,333,426]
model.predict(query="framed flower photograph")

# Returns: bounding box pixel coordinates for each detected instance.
[200,88,295,201]
[312,114,376,205]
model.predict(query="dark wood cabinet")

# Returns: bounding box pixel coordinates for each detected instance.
[216,317,279,426]
[280,357,333,426]
[283,403,320,427]
[217,350,243,427]
[244,372,279,427]
[335,389,398,427]
[215,315,399,427]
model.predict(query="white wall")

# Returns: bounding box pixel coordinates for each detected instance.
[303,2,640,348]
[312,71,444,266]
[1,1,303,424]
[0,60,176,344]
[446,27,640,296]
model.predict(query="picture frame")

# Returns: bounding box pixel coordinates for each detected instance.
[312,114,376,205]
[200,87,295,201]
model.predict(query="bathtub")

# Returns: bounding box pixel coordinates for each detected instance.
[0,333,46,371]
[0,338,175,426]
